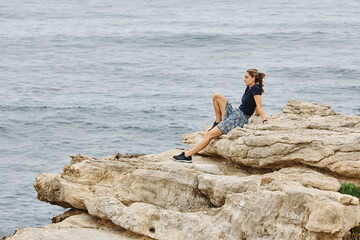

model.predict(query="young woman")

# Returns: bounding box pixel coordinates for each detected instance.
[173,68,269,163]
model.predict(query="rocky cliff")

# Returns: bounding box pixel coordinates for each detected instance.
[3,100,360,240]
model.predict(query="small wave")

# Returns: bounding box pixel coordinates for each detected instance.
[95,125,111,129]
[31,86,61,91]
[0,105,100,113]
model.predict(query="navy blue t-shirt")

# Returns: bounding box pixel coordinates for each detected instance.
[239,84,262,117]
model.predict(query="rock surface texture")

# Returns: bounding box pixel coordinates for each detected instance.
[2,211,152,240]
[3,100,360,240]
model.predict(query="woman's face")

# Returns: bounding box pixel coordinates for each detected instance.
[244,72,255,86]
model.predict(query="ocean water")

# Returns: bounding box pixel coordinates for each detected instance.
[0,0,359,237]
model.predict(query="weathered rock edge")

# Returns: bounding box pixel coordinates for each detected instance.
[2,212,152,240]
[31,149,360,239]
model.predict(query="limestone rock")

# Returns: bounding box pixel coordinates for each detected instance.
[2,213,151,240]
[51,208,87,223]
[34,152,223,212]
[83,181,359,240]
[282,99,338,116]
[183,100,360,179]
[31,147,360,239]
[6,100,360,240]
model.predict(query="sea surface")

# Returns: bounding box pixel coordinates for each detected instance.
[0,0,359,237]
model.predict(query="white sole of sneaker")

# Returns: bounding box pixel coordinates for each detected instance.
[172,157,192,163]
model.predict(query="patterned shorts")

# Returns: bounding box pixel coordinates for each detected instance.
[216,100,250,134]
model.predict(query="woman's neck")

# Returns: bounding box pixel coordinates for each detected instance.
[249,83,255,88]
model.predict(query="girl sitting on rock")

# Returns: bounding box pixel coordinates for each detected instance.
[173,68,269,163]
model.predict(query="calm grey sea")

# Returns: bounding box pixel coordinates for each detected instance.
[1,0,359,237]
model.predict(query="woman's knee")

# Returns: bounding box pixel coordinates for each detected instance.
[212,93,224,101]
[204,131,217,140]
[204,131,212,139]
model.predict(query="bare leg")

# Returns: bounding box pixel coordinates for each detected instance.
[212,93,227,122]
[185,126,223,157]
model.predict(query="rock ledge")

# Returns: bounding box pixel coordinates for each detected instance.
[3,100,360,240]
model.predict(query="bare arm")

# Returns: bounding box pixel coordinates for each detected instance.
[253,95,269,124]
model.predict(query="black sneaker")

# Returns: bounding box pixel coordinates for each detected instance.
[208,120,219,131]
[173,152,192,163]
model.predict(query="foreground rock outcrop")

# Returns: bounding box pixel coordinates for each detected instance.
[2,211,151,240]
[3,100,360,240]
